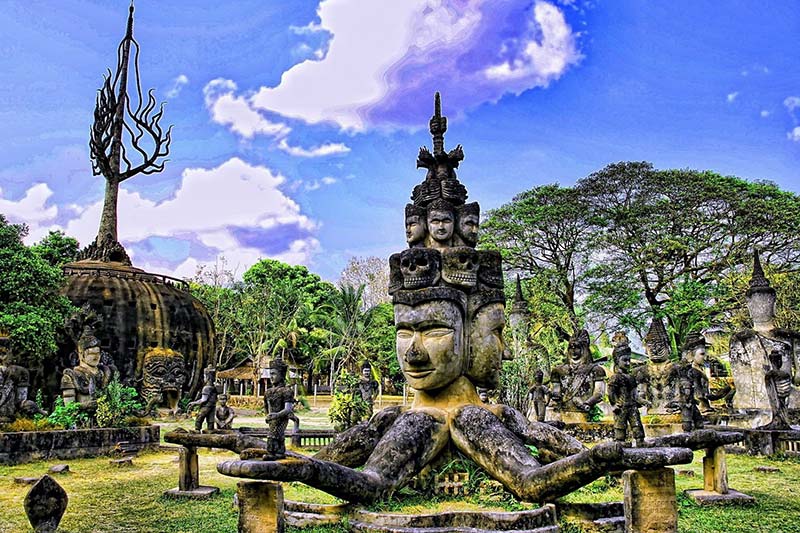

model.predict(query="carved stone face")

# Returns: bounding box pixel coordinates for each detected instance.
[362,366,372,379]
[143,349,187,394]
[568,338,590,366]
[692,346,706,367]
[646,340,671,363]
[746,290,777,330]
[427,209,454,245]
[442,247,479,289]
[395,300,464,391]
[81,345,102,368]
[457,213,479,247]
[616,353,631,372]
[405,215,427,247]
[467,302,506,389]
[399,248,441,289]
[271,363,287,387]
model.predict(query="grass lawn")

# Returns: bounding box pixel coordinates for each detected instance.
[2,406,798,533]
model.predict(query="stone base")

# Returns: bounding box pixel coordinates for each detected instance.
[623,468,678,533]
[684,489,756,506]
[351,505,559,532]
[163,486,220,500]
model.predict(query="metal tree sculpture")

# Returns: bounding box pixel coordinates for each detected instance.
[84,3,172,265]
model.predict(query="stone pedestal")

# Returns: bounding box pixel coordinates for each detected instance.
[163,446,219,499]
[685,447,755,505]
[623,468,678,533]
[237,481,285,533]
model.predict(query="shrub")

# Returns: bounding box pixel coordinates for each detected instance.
[47,396,89,429]
[95,375,143,428]
[0,417,61,432]
[328,370,370,431]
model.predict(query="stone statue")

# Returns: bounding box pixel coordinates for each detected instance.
[187,366,218,431]
[405,204,427,248]
[0,333,46,422]
[550,329,606,421]
[424,198,456,250]
[763,344,793,429]
[684,333,715,416]
[527,370,550,422]
[675,335,706,432]
[476,387,491,403]
[263,356,295,459]
[454,202,480,247]
[202,94,724,505]
[730,250,800,424]
[358,361,379,419]
[141,347,187,416]
[215,393,236,430]
[61,328,113,412]
[635,317,679,415]
[608,341,646,446]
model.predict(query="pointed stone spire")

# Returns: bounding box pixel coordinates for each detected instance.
[644,317,669,347]
[430,92,447,156]
[749,248,771,289]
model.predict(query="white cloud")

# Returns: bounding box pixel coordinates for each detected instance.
[276,138,350,157]
[321,176,338,185]
[726,92,739,103]
[0,183,62,241]
[166,74,189,98]
[787,127,800,142]
[784,96,800,113]
[760,110,770,118]
[203,79,291,139]
[300,176,340,191]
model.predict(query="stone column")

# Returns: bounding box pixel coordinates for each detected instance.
[702,446,728,494]
[178,446,199,491]
[623,468,678,533]
[237,481,285,533]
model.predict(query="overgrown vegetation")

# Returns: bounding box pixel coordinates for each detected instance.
[95,374,144,428]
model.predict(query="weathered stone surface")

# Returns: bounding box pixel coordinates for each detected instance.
[237,480,284,533]
[702,447,728,493]
[48,464,70,474]
[0,426,160,465]
[24,474,68,533]
[623,468,677,533]
[163,485,220,500]
[684,489,756,506]
[142,347,187,413]
[754,465,780,473]
[352,504,557,530]
[15,476,40,485]
[109,457,133,467]
[551,329,607,420]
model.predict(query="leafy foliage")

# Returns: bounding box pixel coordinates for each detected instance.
[327,369,370,431]
[30,230,80,267]
[95,375,143,428]
[46,396,90,429]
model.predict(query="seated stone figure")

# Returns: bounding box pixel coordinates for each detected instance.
[550,329,606,421]
[0,333,46,422]
[635,317,679,415]
[730,250,800,422]
[215,394,236,430]
[61,328,113,412]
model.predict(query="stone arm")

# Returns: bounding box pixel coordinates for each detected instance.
[187,386,212,409]
[267,400,294,421]
[488,404,585,463]
[60,371,78,406]
[314,406,402,466]
[645,428,743,450]
[607,375,622,409]
[164,428,271,453]
[633,367,651,407]
[584,367,606,409]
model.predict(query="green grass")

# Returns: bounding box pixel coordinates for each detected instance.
[2,440,798,532]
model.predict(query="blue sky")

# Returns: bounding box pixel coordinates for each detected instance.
[1,0,799,282]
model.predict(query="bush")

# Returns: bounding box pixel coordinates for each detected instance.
[46,396,89,429]
[95,375,143,428]
[328,370,370,431]
[0,417,61,432]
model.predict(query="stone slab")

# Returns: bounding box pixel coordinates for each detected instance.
[14,477,40,485]
[48,464,70,474]
[162,486,220,500]
[684,489,756,506]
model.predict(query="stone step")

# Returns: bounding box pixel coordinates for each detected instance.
[349,522,559,533]
[591,516,625,533]
[350,505,558,532]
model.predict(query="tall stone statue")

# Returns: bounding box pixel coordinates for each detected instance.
[550,329,606,421]
[61,328,113,412]
[608,341,646,446]
[198,93,729,506]
[730,250,800,425]
[684,333,715,416]
[675,334,707,431]
[358,362,379,419]
[187,366,218,431]
[263,356,296,459]
[635,317,679,415]
[763,344,793,429]
[527,370,550,422]
[0,332,46,422]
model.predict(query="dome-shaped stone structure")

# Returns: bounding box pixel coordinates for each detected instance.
[61,260,215,398]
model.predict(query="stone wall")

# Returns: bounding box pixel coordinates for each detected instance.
[0,425,160,465]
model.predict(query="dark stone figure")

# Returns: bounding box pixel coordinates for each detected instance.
[263,356,296,459]
[24,475,68,533]
[61,328,113,416]
[188,366,218,431]
[608,342,645,446]
[0,333,46,422]
[635,317,679,415]
[215,393,236,430]
[685,333,715,416]
[550,329,606,420]
[763,344,793,429]
[527,370,550,422]
[141,347,187,416]
[358,362,379,419]
[676,335,706,432]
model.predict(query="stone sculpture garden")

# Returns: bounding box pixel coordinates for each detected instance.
[1,4,799,533]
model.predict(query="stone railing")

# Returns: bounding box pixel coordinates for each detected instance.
[63,264,190,292]
[238,427,337,448]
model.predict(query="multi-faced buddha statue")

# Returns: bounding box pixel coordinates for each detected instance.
[730,250,800,420]
[550,329,606,421]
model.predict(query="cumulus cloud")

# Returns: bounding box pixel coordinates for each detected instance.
[276,138,350,157]
[726,91,739,103]
[788,127,800,142]
[250,0,580,131]
[760,110,771,118]
[166,74,189,98]
[0,183,61,241]
[203,79,291,139]
[784,96,800,114]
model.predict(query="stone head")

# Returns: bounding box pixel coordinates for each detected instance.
[477,251,504,289]
[455,202,480,247]
[203,365,217,384]
[361,362,372,380]
[567,329,591,366]
[78,331,102,368]
[682,333,706,365]
[426,199,455,247]
[442,247,479,289]
[466,289,507,389]
[534,369,544,385]
[143,348,187,394]
[477,387,490,403]
[394,288,466,392]
[644,317,671,363]
[395,248,441,290]
[405,204,427,247]
[270,357,288,386]
[219,394,229,407]
[613,343,632,372]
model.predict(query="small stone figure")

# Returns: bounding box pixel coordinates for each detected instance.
[476,387,491,404]
[550,329,606,421]
[24,475,68,533]
[0,335,47,422]
[685,333,715,416]
[263,356,296,459]
[215,393,236,430]
[405,204,427,248]
[676,335,706,432]
[762,344,793,429]
[358,362,379,419]
[141,347,187,416]
[527,370,550,422]
[61,328,113,413]
[188,366,218,431]
[608,342,645,446]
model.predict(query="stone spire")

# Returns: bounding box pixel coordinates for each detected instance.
[511,275,528,316]
[747,248,775,297]
[644,316,669,347]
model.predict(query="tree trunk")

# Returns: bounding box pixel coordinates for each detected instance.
[96,178,120,244]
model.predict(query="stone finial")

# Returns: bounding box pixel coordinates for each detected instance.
[747,248,776,297]
[644,317,669,347]
[24,475,68,533]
